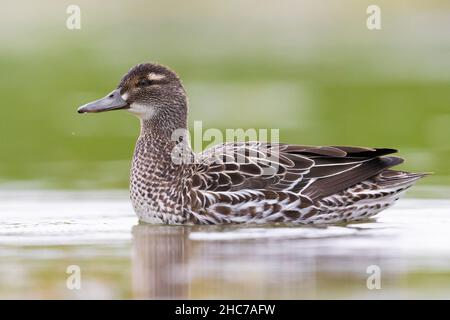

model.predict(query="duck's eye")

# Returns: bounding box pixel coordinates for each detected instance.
[137,79,152,87]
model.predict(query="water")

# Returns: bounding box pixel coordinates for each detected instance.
[0,190,449,299]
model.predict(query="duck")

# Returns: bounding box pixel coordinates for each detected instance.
[78,63,426,225]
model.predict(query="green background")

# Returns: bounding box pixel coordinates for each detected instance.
[1,0,449,191]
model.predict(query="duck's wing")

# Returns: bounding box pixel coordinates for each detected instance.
[191,142,403,201]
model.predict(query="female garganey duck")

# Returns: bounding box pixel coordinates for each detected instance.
[78,63,426,225]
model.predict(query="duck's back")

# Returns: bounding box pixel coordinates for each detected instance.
[181,143,425,224]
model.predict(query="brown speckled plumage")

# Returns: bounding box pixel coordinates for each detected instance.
[78,63,427,225]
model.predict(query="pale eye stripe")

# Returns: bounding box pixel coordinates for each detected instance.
[148,73,165,81]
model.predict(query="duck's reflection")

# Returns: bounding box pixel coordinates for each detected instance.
[131,224,403,299]
[131,224,190,299]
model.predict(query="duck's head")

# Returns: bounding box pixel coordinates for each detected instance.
[78,63,187,122]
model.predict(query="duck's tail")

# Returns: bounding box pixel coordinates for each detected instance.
[310,170,429,224]
[373,170,430,189]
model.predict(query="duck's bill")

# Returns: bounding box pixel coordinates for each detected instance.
[78,89,129,113]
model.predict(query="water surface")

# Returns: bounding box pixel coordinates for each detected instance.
[0,190,449,299]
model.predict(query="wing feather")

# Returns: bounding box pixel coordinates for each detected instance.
[190,143,401,204]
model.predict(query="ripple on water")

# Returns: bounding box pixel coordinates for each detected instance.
[0,191,450,299]
[189,225,358,241]
[0,190,135,246]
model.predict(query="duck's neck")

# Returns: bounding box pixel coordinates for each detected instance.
[136,111,192,174]
[131,108,193,198]
[140,115,187,139]
[130,121,192,221]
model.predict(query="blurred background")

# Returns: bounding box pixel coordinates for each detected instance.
[1,0,449,192]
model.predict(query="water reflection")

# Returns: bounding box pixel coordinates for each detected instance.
[132,225,190,299]
[1,193,450,299]
[130,224,412,299]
